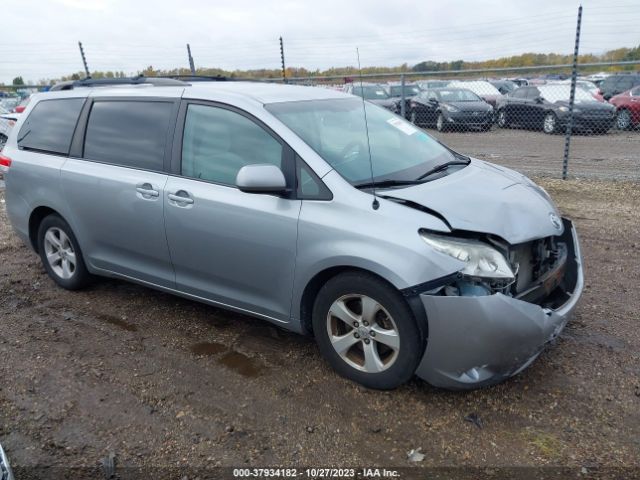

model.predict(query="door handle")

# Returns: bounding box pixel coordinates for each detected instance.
[168,191,194,205]
[136,183,159,198]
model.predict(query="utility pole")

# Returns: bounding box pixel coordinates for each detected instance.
[562,5,582,180]
[187,44,196,76]
[78,41,90,78]
[279,36,286,83]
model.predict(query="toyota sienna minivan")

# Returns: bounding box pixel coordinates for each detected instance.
[1,77,583,390]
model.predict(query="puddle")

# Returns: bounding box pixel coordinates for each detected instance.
[190,341,227,356]
[218,351,264,378]
[96,313,138,332]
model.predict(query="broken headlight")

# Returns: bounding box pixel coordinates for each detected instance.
[420,232,515,280]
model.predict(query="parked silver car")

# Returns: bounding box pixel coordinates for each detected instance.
[1,78,583,390]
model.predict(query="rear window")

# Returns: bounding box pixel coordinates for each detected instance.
[17,98,84,155]
[83,100,173,171]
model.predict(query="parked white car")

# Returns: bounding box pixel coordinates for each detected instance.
[0,111,21,149]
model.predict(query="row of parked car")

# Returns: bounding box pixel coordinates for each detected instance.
[0,96,30,149]
[341,73,640,134]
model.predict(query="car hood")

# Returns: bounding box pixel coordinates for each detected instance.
[446,101,492,112]
[381,159,563,244]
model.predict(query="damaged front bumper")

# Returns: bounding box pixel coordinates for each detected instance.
[414,218,584,390]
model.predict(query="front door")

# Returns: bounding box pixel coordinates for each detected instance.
[164,102,301,322]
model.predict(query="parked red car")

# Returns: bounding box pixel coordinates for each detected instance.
[609,86,640,130]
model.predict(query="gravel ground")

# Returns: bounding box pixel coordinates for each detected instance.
[0,178,639,477]
[431,128,640,181]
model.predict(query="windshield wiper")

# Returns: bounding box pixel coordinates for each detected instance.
[354,179,425,190]
[415,159,470,181]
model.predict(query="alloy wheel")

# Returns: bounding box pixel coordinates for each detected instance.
[326,294,400,373]
[436,114,444,131]
[497,110,507,127]
[543,113,556,134]
[43,227,77,279]
[616,110,631,130]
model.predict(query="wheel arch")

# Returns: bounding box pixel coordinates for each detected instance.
[28,206,61,252]
[298,265,428,341]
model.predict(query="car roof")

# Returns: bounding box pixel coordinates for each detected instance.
[27,81,352,106]
[184,82,350,104]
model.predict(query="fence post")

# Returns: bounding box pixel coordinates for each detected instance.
[279,37,287,83]
[187,44,196,76]
[400,74,406,118]
[78,41,90,78]
[562,5,583,180]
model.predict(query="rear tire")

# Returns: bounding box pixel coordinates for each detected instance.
[543,112,558,134]
[615,109,632,130]
[312,272,424,390]
[496,109,508,128]
[37,214,92,290]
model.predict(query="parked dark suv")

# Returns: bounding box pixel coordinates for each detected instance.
[599,73,640,101]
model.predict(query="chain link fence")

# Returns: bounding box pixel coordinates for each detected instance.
[281,61,640,181]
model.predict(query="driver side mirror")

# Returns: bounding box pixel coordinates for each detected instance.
[236,164,287,194]
[535,96,544,104]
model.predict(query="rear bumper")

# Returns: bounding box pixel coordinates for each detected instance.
[414,219,584,390]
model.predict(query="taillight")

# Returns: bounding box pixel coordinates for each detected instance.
[14,106,25,113]
[0,153,12,171]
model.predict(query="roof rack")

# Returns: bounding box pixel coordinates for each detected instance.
[49,74,249,91]
[50,75,191,91]
[162,75,232,82]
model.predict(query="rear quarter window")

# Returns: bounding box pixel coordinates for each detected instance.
[17,98,85,155]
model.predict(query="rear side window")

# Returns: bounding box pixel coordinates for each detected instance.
[84,101,173,171]
[18,98,84,155]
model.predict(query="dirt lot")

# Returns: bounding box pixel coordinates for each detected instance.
[0,177,639,477]
[431,128,640,181]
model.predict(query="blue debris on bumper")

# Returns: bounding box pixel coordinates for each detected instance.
[415,219,584,389]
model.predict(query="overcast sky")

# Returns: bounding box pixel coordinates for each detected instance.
[1,0,638,83]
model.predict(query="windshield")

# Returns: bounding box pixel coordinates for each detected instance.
[448,81,501,97]
[419,81,448,89]
[389,85,421,97]
[436,89,482,102]
[538,85,595,102]
[351,86,390,100]
[266,98,455,185]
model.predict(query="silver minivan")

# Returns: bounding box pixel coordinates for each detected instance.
[1,78,583,390]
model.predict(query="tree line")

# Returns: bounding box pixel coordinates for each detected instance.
[5,45,640,86]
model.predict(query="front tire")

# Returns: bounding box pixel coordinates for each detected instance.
[436,113,447,132]
[37,214,92,290]
[312,272,424,390]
